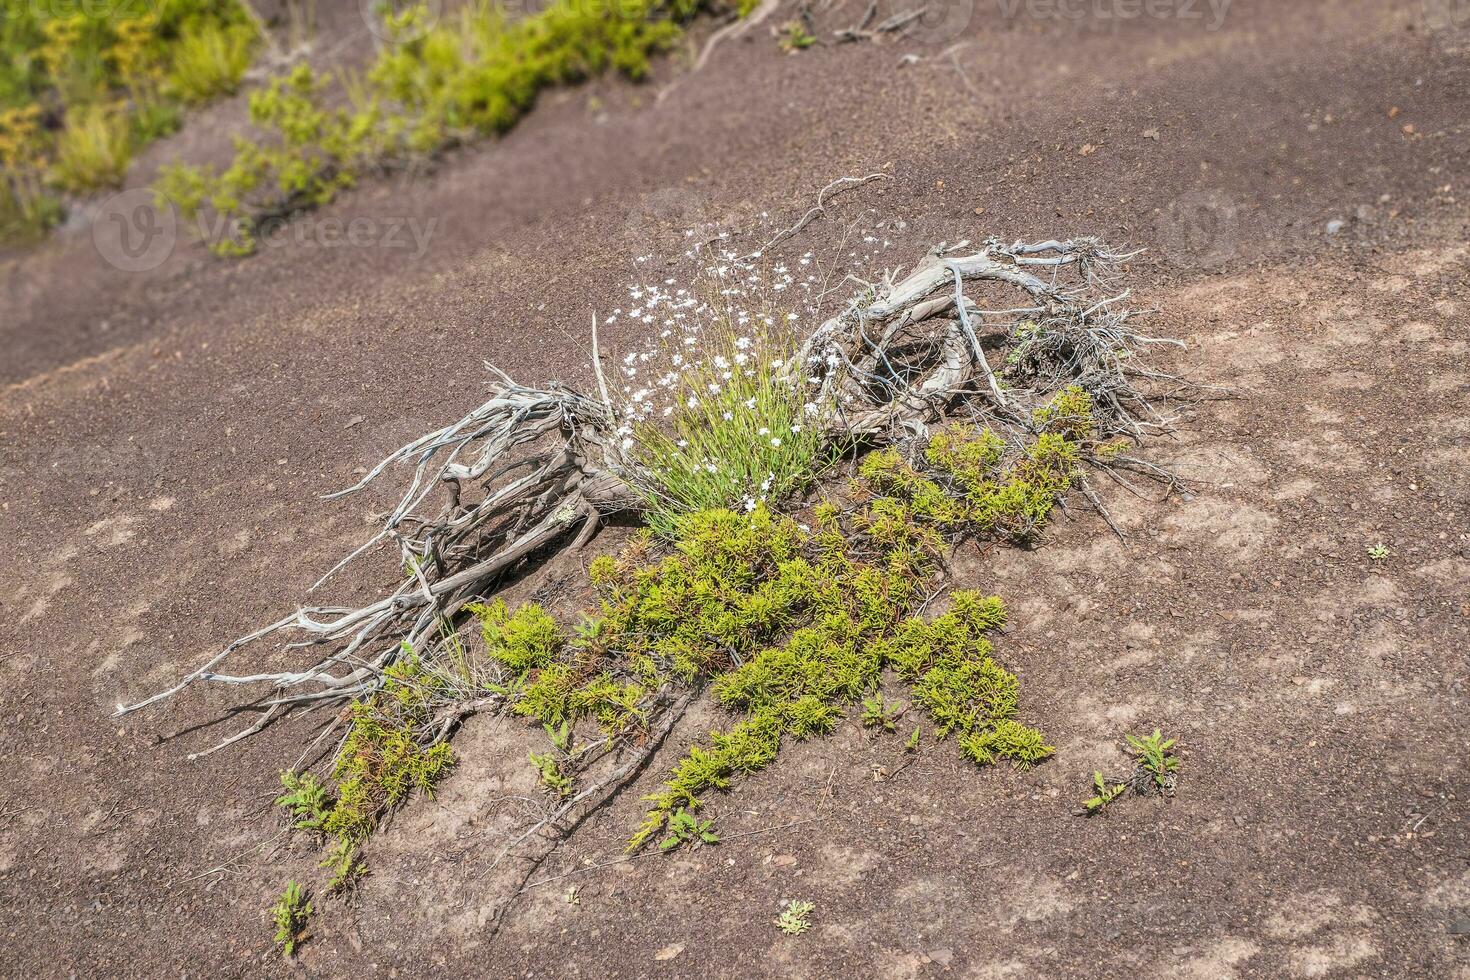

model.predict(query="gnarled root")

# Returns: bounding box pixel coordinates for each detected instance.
[116,234,1179,752]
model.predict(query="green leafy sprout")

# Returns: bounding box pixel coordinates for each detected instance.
[1082,771,1126,814]
[776,899,815,935]
[659,807,720,851]
[1124,728,1180,795]
[270,880,312,957]
[861,694,903,732]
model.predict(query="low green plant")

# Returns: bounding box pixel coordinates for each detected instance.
[0,0,256,238]
[631,331,833,538]
[168,20,256,105]
[270,880,312,957]
[861,694,901,732]
[275,771,332,831]
[904,726,922,753]
[1082,771,1126,814]
[1366,543,1390,560]
[1125,729,1179,795]
[775,899,815,935]
[52,103,133,192]
[274,655,455,891]
[659,807,719,851]
[156,0,723,255]
[778,21,816,51]
[530,748,575,796]
[463,393,1100,853]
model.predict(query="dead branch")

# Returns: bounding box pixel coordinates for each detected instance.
[117,228,1177,751]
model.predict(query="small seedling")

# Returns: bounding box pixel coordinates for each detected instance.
[1124,729,1180,796]
[778,21,816,51]
[904,726,922,753]
[275,771,332,832]
[545,720,574,754]
[321,838,365,892]
[776,899,815,935]
[1082,771,1126,814]
[530,750,574,796]
[270,881,312,958]
[659,807,720,851]
[1366,543,1390,560]
[861,695,902,732]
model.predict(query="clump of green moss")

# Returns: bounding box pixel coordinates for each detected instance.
[466,402,1095,851]
[282,393,1095,883]
[276,654,454,889]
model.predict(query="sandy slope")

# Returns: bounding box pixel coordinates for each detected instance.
[1,0,1467,975]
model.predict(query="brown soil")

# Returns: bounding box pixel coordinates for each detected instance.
[2,1,1468,976]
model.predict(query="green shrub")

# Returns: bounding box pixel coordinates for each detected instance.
[155,0,719,254]
[52,103,133,192]
[467,421,1074,852]
[632,331,833,539]
[168,20,256,104]
[0,0,254,239]
[275,654,454,890]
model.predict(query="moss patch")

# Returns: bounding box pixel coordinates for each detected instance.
[476,406,1088,851]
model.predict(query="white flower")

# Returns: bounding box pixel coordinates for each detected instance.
[734,336,753,350]
[770,437,782,447]
[758,427,769,436]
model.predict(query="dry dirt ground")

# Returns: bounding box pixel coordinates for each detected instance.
[2,0,1469,976]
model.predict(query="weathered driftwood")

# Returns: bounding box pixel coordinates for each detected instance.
[116,231,1177,754]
